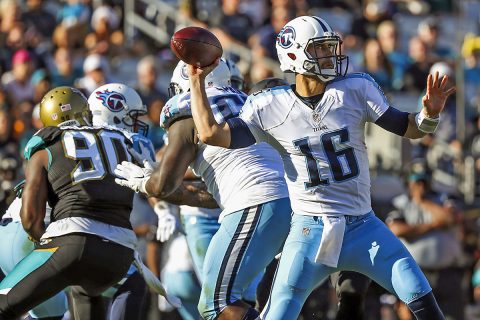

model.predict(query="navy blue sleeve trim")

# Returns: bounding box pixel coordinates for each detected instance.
[375,107,409,136]
[226,118,256,149]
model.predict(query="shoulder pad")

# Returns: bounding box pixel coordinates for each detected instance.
[24,126,62,160]
[247,85,290,106]
[160,94,191,129]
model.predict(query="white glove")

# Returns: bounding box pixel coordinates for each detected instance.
[114,160,154,194]
[154,202,178,242]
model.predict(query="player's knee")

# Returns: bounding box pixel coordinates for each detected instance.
[391,257,431,303]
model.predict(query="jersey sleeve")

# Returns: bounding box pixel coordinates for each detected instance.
[362,74,390,123]
[238,95,271,143]
[160,94,192,129]
[24,126,62,160]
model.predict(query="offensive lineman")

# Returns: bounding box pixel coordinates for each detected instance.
[186,16,455,319]
[115,59,291,320]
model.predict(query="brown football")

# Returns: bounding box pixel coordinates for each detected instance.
[170,27,223,67]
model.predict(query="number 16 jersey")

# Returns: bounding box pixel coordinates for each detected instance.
[239,73,390,216]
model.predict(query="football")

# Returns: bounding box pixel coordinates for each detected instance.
[170,27,223,67]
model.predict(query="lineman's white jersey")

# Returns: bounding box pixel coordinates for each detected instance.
[239,73,390,216]
[161,86,288,220]
[2,197,52,224]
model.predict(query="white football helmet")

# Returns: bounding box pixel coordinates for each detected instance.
[88,83,149,135]
[224,59,245,91]
[168,59,232,98]
[276,16,348,82]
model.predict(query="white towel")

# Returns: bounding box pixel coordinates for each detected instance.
[314,215,346,267]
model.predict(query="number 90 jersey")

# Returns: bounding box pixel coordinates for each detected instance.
[239,74,390,216]
[24,125,155,229]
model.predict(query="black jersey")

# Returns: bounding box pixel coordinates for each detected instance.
[24,125,152,229]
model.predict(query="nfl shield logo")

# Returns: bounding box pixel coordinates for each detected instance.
[302,227,310,236]
[312,112,321,123]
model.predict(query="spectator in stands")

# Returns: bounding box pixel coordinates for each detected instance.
[0,109,17,158]
[417,17,455,61]
[404,37,432,92]
[1,49,35,106]
[135,56,166,150]
[85,5,123,56]
[376,20,411,91]
[361,38,393,91]
[76,53,111,96]
[249,6,293,60]
[56,0,90,50]
[462,35,480,114]
[0,0,20,36]
[52,23,79,50]
[387,170,465,320]
[20,0,56,41]
[350,0,392,41]
[49,47,82,87]
[209,0,254,48]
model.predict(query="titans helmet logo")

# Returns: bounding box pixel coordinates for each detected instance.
[277,26,296,49]
[95,89,126,112]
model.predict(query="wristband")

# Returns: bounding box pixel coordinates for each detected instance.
[415,111,440,133]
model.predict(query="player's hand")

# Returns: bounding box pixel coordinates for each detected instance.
[114,160,154,194]
[154,202,178,242]
[421,71,456,118]
[187,57,220,81]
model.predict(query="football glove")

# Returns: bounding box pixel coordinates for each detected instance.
[154,202,178,242]
[114,160,154,194]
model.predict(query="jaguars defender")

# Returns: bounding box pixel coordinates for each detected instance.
[115,59,291,320]
[186,16,455,320]
[0,86,144,319]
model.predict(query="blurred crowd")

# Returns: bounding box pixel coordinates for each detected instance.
[2,0,480,319]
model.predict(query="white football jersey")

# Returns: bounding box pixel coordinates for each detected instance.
[179,205,221,219]
[161,86,289,220]
[239,73,390,216]
[2,196,52,224]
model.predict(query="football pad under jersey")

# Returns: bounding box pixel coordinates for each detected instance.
[24,125,155,228]
[239,73,390,216]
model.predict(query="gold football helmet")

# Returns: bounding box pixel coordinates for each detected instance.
[40,86,91,127]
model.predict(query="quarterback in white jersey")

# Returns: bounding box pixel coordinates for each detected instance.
[115,60,291,320]
[186,16,455,320]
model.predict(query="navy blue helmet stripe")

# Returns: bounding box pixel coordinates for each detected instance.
[312,16,329,33]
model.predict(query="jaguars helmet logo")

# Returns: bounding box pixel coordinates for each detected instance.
[95,89,126,112]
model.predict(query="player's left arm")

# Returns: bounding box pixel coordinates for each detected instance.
[375,72,455,139]
[146,118,197,198]
[20,149,49,242]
